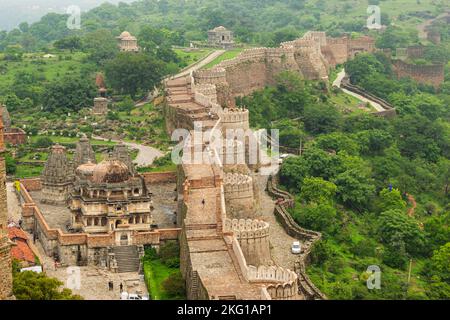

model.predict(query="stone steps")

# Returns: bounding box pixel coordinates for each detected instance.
[113,245,140,273]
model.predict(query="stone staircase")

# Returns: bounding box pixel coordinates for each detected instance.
[113,245,140,273]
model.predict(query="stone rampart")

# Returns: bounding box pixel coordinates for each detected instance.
[392,60,444,88]
[224,218,270,266]
[223,173,255,218]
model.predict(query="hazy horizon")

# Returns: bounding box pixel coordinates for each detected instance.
[0,0,136,31]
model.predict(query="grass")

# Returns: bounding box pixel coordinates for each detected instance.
[143,259,179,300]
[29,135,116,146]
[14,164,44,178]
[329,90,375,113]
[202,48,244,69]
[0,51,94,94]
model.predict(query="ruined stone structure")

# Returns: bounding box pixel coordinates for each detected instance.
[92,97,108,115]
[73,135,96,168]
[313,32,375,67]
[0,115,14,300]
[391,44,445,88]
[392,60,444,88]
[1,104,26,145]
[117,31,139,52]
[69,156,153,244]
[41,144,73,204]
[208,26,234,49]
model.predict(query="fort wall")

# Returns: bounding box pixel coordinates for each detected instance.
[392,60,444,88]
[223,173,255,218]
[224,218,270,266]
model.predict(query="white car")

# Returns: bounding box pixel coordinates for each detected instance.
[291,241,302,254]
[121,292,149,300]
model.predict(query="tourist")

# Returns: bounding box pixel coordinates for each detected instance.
[120,283,123,293]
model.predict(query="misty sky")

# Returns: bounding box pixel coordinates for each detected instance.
[0,0,135,30]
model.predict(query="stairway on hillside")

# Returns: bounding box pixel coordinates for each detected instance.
[113,245,140,273]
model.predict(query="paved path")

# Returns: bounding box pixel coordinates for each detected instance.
[333,69,386,112]
[92,135,164,167]
[6,182,21,223]
[254,173,299,271]
[170,49,226,79]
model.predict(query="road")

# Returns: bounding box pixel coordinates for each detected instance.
[333,69,386,112]
[169,49,226,79]
[92,135,164,167]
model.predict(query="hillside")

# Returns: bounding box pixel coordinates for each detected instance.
[0,0,446,50]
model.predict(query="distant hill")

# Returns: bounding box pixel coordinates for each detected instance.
[0,0,135,31]
[0,0,445,50]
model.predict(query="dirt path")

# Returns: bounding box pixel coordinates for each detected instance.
[406,193,417,218]
[254,174,299,271]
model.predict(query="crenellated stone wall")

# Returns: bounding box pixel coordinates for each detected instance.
[224,218,270,266]
[223,173,255,218]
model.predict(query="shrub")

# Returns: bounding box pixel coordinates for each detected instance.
[162,272,185,299]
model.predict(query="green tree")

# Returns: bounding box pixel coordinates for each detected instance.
[300,177,337,204]
[377,188,407,212]
[333,169,375,209]
[13,270,83,300]
[378,209,425,257]
[293,202,338,234]
[105,52,165,99]
[42,75,97,112]
[54,36,82,52]
[303,104,342,134]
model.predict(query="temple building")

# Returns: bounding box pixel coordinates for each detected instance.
[112,143,136,175]
[69,155,153,244]
[73,135,96,168]
[41,144,73,204]
[116,31,139,52]
[207,26,234,49]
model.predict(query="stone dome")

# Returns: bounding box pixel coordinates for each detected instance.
[75,161,96,177]
[119,31,131,38]
[92,159,130,184]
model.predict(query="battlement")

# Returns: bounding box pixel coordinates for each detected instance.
[220,107,249,125]
[224,218,270,238]
[224,172,253,194]
[193,68,227,85]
